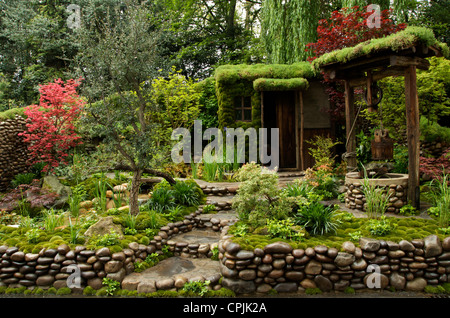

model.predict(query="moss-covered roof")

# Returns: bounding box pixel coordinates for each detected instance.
[214,62,317,85]
[253,78,309,91]
[313,26,450,69]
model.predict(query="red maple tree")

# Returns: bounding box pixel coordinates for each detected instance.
[306,6,406,122]
[19,78,84,173]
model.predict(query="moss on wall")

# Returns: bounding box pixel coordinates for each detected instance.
[215,62,317,130]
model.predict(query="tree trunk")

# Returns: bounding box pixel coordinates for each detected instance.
[129,169,143,215]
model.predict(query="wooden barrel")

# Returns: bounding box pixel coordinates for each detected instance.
[371,129,394,160]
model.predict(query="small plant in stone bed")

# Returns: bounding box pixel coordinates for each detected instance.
[181,280,211,297]
[102,277,121,296]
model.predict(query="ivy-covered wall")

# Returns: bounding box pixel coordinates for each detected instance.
[214,62,317,130]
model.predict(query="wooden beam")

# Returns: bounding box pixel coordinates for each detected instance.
[349,66,406,87]
[405,65,420,209]
[344,80,357,170]
[390,55,430,70]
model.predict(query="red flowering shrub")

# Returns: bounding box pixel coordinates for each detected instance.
[19,78,84,173]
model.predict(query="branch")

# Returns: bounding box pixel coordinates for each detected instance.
[113,163,176,185]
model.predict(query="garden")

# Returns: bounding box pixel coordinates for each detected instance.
[0,0,450,300]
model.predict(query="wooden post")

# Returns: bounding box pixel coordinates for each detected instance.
[344,80,357,170]
[299,91,304,171]
[405,65,420,209]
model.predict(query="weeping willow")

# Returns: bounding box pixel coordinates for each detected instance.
[261,0,414,64]
[261,0,320,64]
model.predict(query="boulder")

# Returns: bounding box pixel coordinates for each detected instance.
[389,272,406,290]
[334,252,355,267]
[84,216,124,239]
[222,277,256,294]
[42,175,72,208]
[424,235,442,258]
[405,278,427,292]
[359,237,380,252]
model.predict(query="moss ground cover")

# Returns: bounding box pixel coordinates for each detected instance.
[0,176,205,254]
[229,213,446,251]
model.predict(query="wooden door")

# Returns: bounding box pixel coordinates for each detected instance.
[276,92,297,169]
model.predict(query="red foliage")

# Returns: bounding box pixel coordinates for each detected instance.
[306,6,406,62]
[0,180,59,213]
[420,149,450,181]
[306,6,406,122]
[19,78,85,173]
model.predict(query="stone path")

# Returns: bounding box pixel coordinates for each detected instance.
[121,180,242,293]
[120,174,330,294]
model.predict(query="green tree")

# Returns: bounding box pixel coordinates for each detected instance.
[261,0,320,63]
[409,0,450,45]
[0,0,78,106]
[150,67,201,141]
[166,0,264,79]
[75,0,175,215]
[363,57,450,140]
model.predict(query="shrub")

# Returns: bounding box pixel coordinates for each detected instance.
[367,216,394,236]
[306,135,341,169]
[267,218,305,241]
[18,78,84,173]
[11,173,37,188]
[392,144,409,174]
[232,163,294,228]
[294,199,340,236]
[303,165,339,199]
[147,187,176,212]
[172,180,202,206]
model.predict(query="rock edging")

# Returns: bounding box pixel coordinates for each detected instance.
[218,228,450,294]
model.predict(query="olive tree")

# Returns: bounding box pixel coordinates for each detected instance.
[75,0,176,215]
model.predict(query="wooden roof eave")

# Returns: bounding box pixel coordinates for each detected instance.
[318,44,443,88]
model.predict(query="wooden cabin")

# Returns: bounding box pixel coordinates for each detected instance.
[214,63,333,171]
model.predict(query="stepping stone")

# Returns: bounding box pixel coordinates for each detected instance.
[122,257,221,291]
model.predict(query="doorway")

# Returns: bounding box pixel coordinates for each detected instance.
[262,91,298,170]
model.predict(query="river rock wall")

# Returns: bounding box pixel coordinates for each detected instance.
[218,229,450,294]
[0,115,29,192]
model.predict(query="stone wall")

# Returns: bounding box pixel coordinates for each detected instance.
[0,115,29,192]
[345,183,408,214]
[0,211,232,291]
[218,229,450,294]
